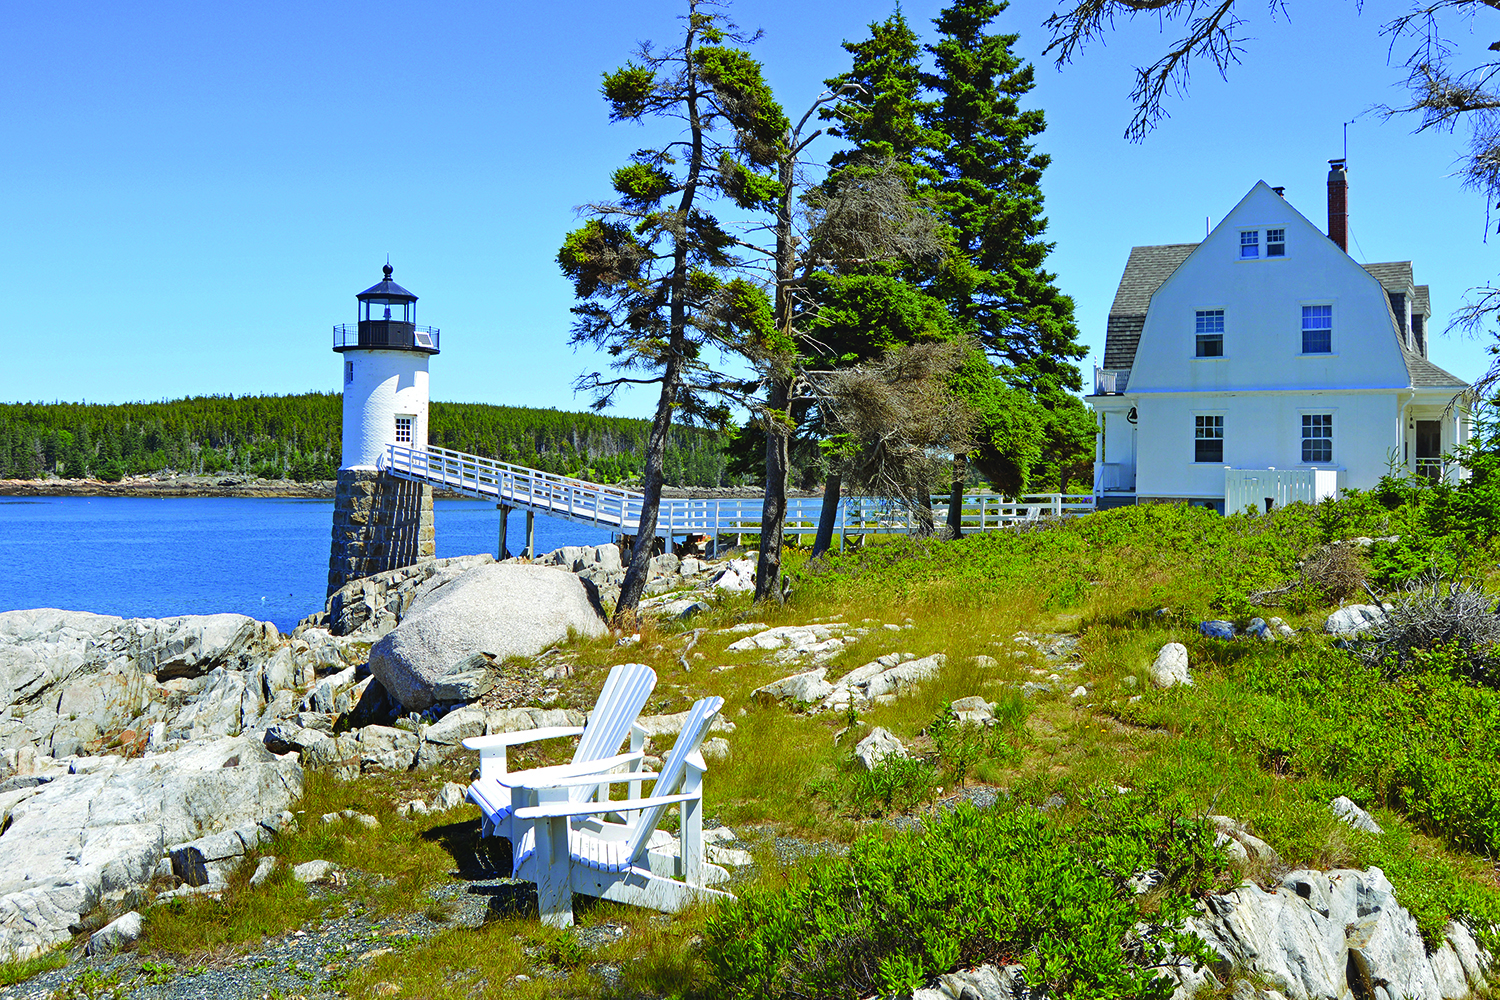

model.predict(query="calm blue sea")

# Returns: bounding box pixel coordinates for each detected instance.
[0,497,615,634]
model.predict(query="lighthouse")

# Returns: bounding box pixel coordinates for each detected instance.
[326,264,440,597]
[336,263,438,468]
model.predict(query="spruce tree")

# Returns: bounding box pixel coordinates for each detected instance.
[923,0,1084,391]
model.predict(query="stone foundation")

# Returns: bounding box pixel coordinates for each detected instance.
[327,470,435,597]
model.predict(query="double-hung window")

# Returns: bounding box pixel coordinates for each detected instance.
[1195,415,1224,463]
[1302,305,1332,354]
[1302,414,1332,463]
[1267,228,1285,257]
[1240,230,1260,259]
[1195,310,1224,357]
[395,416,413,445]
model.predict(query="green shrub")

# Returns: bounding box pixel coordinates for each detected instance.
[821,753,939,817]
[704,788,1225,1000]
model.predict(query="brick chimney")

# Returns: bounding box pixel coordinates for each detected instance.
[1327,159,1348,252]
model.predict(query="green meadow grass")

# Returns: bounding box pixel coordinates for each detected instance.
[46,497,1498,998]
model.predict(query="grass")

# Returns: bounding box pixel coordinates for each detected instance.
[30,500,1500,998]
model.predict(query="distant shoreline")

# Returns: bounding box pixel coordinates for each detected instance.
[0,476,337,499]
[0,476,780,500]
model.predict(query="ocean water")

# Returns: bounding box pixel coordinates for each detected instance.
[0,497,615,634]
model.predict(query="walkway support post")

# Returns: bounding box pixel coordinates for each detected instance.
[526,510,536,559]
[498,504,510,560]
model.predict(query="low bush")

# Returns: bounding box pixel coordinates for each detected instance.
[1125,642,1500,859]
[1358,574,1500,686]
[834,753,939,816]
[705,787,1226,1000]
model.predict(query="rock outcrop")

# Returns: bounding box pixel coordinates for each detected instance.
[366,562,608,711]
[1183,867,1490,1000]
[0,734,301,960]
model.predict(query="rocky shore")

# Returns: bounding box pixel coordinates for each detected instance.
[1,541,1493,999]
[0,475,337,499]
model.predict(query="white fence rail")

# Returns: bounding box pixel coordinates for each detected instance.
[1224,467,1340,515]
[382,444,1094,540]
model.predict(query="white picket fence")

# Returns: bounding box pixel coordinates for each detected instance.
[382,443,1093,540]
[1224,467,1341,515]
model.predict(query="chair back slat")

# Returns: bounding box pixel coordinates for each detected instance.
[620,695,723,860]
[567,662,656,803]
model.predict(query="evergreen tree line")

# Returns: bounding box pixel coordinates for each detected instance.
[0,393,734,487]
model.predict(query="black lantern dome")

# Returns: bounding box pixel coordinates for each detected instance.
[333,264,440,354]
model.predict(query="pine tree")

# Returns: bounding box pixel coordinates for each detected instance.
[558,0,788,622]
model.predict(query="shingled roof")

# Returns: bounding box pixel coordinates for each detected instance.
[1102,244,1198,369]
[1361,261,1413,291]
[1362,261,1468,388]
[1102,246,1468,390]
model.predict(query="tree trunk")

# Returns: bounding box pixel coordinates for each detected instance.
[945,453,967,539]
[612,358,680,627]
[755,377,792,603]
[615,13,704,627]
[913,469,936,537]
[810,472,842,558]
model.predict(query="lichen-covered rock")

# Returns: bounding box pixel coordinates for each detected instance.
[1150,643,1192,688]
[1324,604,1386,637]
[1182,867,1488,1000]
[0,734,301,960]
[751,668,836,708]
[1331,795,1384,835]
[853,727,906,771]
[366,563,607,711]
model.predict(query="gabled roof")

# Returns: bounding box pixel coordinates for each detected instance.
[1102,242,1468,391]
[1102,243,1198,369]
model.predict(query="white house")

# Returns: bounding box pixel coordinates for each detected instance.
[1087,162,1472,514]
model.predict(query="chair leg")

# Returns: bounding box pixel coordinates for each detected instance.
[681,796,703,886]
[535,813,574,929]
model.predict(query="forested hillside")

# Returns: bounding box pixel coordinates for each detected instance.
[0,393,734,486]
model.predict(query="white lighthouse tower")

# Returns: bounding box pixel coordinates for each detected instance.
[326,264,440,597]
[336,263,438,468]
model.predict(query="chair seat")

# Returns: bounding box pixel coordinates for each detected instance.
[514,822,644,875]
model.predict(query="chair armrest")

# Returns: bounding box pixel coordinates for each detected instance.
[463,726,586,751]
[515,790,700,821]
[484,752,646,792]
[517,770,661,791]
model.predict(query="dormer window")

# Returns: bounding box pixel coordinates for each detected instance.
[1240,231,1260,259]
[1267,229,1285,257]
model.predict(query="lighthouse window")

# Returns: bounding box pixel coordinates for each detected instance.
[395,416,413,445]
[345,362,353,385]
[361,299,410,322]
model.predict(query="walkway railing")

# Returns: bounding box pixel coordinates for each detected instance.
[381,443,1094,540]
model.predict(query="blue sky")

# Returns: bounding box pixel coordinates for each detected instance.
[2,1,1494,419]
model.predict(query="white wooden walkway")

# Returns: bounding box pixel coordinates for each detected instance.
[381,443,1093,541]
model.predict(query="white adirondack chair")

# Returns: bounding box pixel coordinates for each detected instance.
[464,661,657,847]
[510,694,732,928]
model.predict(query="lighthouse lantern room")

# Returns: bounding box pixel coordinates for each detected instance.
[333,264,440,470]
[326,264,440,597]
